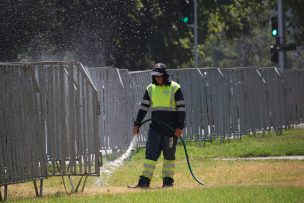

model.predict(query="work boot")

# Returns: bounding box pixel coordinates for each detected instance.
[128,175,150,188]
[162,177,174,188]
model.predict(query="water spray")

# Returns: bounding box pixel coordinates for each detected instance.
[98,136,138,186]
[138,118,205,186]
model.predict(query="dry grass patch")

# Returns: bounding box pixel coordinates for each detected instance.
[175,160,304,187]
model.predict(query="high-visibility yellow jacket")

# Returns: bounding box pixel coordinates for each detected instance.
[135,80,185,134]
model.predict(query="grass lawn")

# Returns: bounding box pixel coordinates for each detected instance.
[8,128,304,202]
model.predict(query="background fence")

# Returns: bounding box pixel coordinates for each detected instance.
[88,66,304,151]
[0,62,100,189]
[1,62,303,197]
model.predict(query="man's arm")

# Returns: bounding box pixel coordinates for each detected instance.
[133,90,151,135]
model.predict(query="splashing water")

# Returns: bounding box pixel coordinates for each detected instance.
[97,136,138,186]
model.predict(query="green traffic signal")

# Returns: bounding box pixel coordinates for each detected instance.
[182,17,189,23]
[271,15,278,37]
[178,16,190,24]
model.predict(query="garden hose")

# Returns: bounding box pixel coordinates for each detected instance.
[138,118,205,186]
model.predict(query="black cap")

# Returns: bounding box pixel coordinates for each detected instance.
[151,63,167,76]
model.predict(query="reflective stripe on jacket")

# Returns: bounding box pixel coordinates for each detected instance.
[147,81,180,111]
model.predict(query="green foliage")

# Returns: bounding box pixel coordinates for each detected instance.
[285,0,304,44]
[199,0,274,67]
[0,0,303,69]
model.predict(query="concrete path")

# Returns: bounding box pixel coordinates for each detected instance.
[214,156,304,161]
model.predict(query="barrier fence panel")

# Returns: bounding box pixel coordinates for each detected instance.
[88,68,137,151]
[282,70,304,125]
[258,67,284,131]
[43,62,100,176]
[0,64,47,186]
[128,70,152,145]
[0,62,100,191]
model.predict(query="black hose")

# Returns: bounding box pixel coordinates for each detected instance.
[138,118,204,186]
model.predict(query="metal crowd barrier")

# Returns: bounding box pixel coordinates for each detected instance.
[88,67,304,149]
[0,62,100,201]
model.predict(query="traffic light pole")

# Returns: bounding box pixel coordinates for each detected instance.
[187,0,198,68]
[277,0,286,69]
[194,0,198,68]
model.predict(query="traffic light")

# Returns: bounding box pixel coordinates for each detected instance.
[179,0,193,25]
[271,15,278,37]
[270,45,279,63]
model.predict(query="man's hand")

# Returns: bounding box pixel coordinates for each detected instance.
[175,128,183,137]
[133,126,140,136]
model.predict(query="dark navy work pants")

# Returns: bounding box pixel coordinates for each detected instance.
[145,128,177,161]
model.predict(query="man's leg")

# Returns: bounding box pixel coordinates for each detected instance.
[162,135,177,187]
[133,128,162,188]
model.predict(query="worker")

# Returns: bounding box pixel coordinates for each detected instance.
[129,63,186,188]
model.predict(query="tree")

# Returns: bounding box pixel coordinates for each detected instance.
[0,0,303,69]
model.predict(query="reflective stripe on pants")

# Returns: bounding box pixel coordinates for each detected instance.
[162,159,175,179]
[142,159,156,180]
